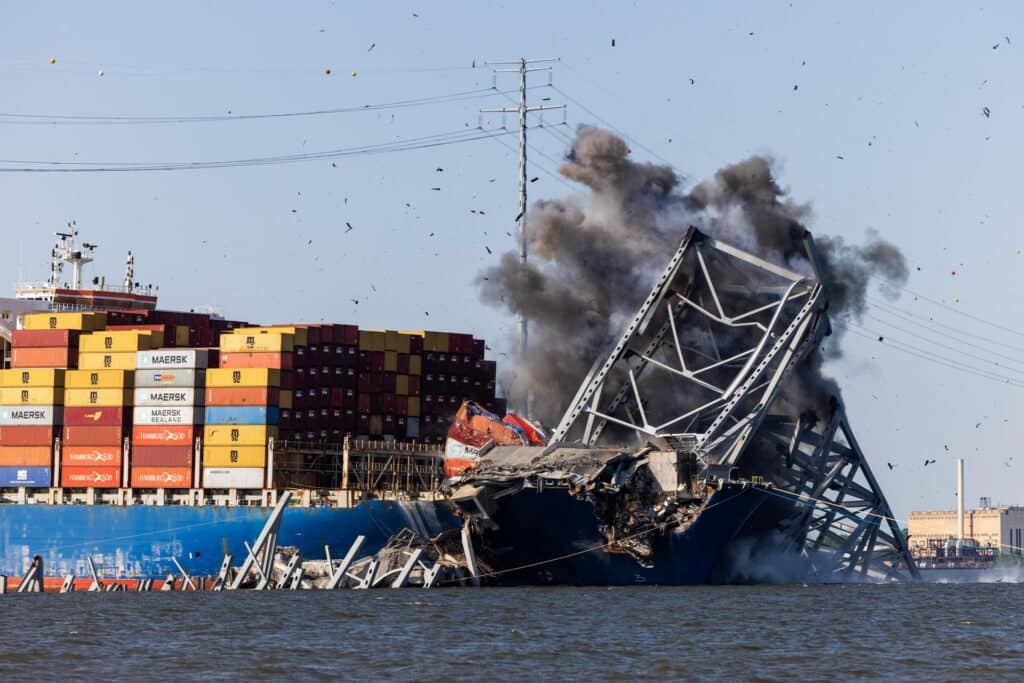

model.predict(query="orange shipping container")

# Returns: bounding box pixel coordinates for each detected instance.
[63,445,122,468]
[10,346,74,369]
[0,445,52,467]
[218,352,294,370]
[132,425,194,446]
[131,467,192,489]
[0,425,56,446]
[61,466,121,488]
[204,387,285,407]
[62,425,125,446]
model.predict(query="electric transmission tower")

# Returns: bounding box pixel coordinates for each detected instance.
[481,57,565,417]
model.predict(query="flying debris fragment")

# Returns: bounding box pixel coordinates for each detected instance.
[325,68,332,75]
[530,177,539,183]
[368,43,376,52]
[485,246,492,254]
[983,106,991,118]
[49,57,56,65]
[351,70,358,77]
[97,70,104,77]
[345,222,353,232]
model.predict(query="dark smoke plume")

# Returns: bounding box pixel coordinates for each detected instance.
[478,126,907,425]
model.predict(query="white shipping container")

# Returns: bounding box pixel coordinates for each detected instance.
[136,348,210,370]
[135,369,205,389]
[202,467,265,489]
[133,406,200,425]
[133,387,203,407]
[0,405,61,426]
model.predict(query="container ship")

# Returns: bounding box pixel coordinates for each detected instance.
[0,227,917,586]
[0,230,487,582]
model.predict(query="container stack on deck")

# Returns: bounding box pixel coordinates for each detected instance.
[0,308,503,493]
[131,348,212,489]
[0,368,63,487]
[204,329,291,489]
[62,330,156,488]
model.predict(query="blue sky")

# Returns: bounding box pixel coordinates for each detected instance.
[2,1,1023,518]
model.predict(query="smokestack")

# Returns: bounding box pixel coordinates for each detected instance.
[957,458,965,540]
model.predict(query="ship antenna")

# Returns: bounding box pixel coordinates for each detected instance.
[124,250,135,292]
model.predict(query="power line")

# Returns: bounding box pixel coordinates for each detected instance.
[898,286,1024,340]
[867,298,1024,358]
[0,127,522,172]
[835,323,1024,388]
[0,86,537,125]
[549,84,677,169]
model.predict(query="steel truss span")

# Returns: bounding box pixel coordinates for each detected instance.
[550,226,917,581]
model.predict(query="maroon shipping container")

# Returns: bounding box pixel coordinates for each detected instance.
[339,325,359,346]
[65,406,131,426]
[472,338,485,358]
[409,335,423,354]
[396,396,408,416]
[408,375,421,395]
[397,354,410,374]
[132,445,193,468]
[11,329,81,348]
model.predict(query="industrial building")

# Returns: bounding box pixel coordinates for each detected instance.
[908,459,1024,565]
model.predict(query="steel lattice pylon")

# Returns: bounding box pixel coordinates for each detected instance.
[550,226,917,581]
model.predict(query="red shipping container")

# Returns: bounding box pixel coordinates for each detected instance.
[132,425,195,446]
[339,325,358,346]
[63,445,122,467]
[132,445,193,468]
[131,467,193,489]
[12,329,80,348]
[357,394,371,413]
[11,346,74,368]
[63,425,126,446]
[396,396,408,416]
[0,425,55,446]
[370,352,385,373]
[61,466,121,488]
[65,406,131,426]
[408,376,421,395]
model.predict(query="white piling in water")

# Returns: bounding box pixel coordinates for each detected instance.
[60,575,75,593]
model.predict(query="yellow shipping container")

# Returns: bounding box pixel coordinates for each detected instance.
[79,330,160,354]
[21,311,107,331]
[234,326,309,347]
[64,388,132,407]
[78,352,138,370]
[64,369,134,389]
[423,331,450,352]
[205,368,281,388]
[408,396,421,417]
[203,445,267,468]
[220,332,294,353]
[203,425,277,446]
[382,330,412,353]
[175,326,190,347]
[384,351,398,373]
[358,330,386,352]
[0,369,65,387]
[0,387,63,405]
[396,375,409,396]
[409,355,422,375]
[278,390,293,410]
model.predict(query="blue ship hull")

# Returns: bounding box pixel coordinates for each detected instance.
[0,501,458,579]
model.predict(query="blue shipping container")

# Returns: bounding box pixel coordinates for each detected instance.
[204,406,279,425]
[0,467,52,487]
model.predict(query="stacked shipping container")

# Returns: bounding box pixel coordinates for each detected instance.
[61,329,158,488]
[131,348,212,488]
[0,309,501,492]
[203,330,292,488]
[0,368,62,486]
